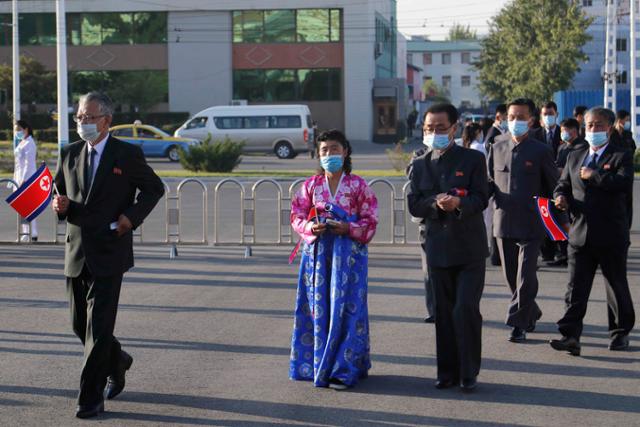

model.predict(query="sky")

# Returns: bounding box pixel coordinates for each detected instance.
[396,0,512,40]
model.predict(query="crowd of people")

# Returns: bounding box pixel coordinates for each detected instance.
[39,91,635,418]
[289,99,635,395]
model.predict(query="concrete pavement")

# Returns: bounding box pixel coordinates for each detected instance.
[0,235,638,426]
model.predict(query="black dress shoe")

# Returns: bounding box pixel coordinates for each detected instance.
[609,334,630,351]
[424,315,435,324]
[525,321,536,333]
[105,351,133,400]
[508,327,526,343]
[434,378,457,389]
[460,377,477,392]
[549,336,581,356]
[75,400,104,419]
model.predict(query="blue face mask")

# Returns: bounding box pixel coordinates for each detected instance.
[508,120,529,137]
[560,131,572,142]
[320,154,344,173]
[423,134,451,150]
[585,131,608,148]
[542,115,556,128]
[623,121,631,131]
[15,130,24,140]
[499,120,509,131]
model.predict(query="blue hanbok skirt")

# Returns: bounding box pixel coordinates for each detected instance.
[289,232,371,387]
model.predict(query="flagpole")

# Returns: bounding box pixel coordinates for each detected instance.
[56,0,69,155]
[12,0,20,123]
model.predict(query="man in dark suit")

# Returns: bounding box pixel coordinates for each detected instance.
[550,107,635,356]
[574,105,588,139]
[484,103,508,150]
[53,92,164,418]
[540,101,562,159]
[408,103,489,392]
[538,101,563,262]
[548,118,588,267]
[487,98,559,343]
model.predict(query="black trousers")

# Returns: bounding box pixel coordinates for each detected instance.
[540,235,556,260]
[419,243,435,318]
[557,243,635,340]
[67,266,125,405]
[431,260,485,380]
[496,238,543,329]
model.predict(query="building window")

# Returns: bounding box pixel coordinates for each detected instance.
[582,0,592,6]
[461,52,471,64]
[442,53,451,65]
[461,75,471,87]
[442,75,451,88]
[233,9,341,43]
[67,12,167,46]
[233,68,342,102]
[617,71,628,84]
[460,100,472,109]
[423,76,432,81]
[407,53,414,64]
[423,53,432,65]
[69,70,169,104]
[616,38,627,52]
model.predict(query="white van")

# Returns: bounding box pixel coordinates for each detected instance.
[174,104,313,159]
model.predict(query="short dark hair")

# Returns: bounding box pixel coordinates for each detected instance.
[616,109,630,120]
[541,101,557,112]
[425,103,459,126]
[573,105,588,117]
[586,107,616,126]
[495,103,507,115]
[15,119,33,137]
[507,98,536,117]
[316,129,352,174]
[559,118,580,131]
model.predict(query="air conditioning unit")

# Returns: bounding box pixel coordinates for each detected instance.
[231,99,248,106]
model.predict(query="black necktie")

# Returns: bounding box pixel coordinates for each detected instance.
[86,148,97,188]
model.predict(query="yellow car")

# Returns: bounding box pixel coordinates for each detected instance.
[110,122,200,162]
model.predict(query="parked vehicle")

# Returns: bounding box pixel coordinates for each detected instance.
[174,105,313,159]
[110,122,200,162]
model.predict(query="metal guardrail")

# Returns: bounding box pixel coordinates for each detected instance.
[1,178,418,254]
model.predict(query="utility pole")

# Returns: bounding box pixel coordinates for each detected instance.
[604,0,618,110]
[12,0,19,124]
[56,0,69,150]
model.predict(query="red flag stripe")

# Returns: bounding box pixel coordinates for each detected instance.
[535,197,568,241]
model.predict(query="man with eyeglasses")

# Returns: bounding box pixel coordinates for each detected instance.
[550,107,635,356]
[52,92,164,418]
[407,103,489,392]
[487,98,559,344]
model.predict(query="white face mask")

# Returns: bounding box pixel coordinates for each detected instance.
[77,123,100,142]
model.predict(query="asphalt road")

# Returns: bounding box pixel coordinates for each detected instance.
[0,238,638,426]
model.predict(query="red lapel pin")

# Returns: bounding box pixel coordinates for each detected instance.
[113,167,122,175]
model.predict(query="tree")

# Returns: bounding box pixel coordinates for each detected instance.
[447,23,477,41]
[474,0,592,104]
[0,56,56,105]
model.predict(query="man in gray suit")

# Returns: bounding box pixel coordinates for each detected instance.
[408,103,489,392]
[487,98,559,343]
[53,92,164,418]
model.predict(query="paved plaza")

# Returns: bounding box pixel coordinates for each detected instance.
[0,234,638,426]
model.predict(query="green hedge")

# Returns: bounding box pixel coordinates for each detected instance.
[179,136,244,173]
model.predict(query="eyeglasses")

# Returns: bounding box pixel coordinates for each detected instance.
[72,114,105,123]
[423,125,453,135]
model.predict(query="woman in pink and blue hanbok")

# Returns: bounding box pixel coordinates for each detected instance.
[289,130,378,390]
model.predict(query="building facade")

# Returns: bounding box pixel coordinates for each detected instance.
[406,38,482,109]
[0,0,404,143]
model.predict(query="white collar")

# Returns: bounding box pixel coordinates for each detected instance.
[589,143,608,157]
[87,133,109,155]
